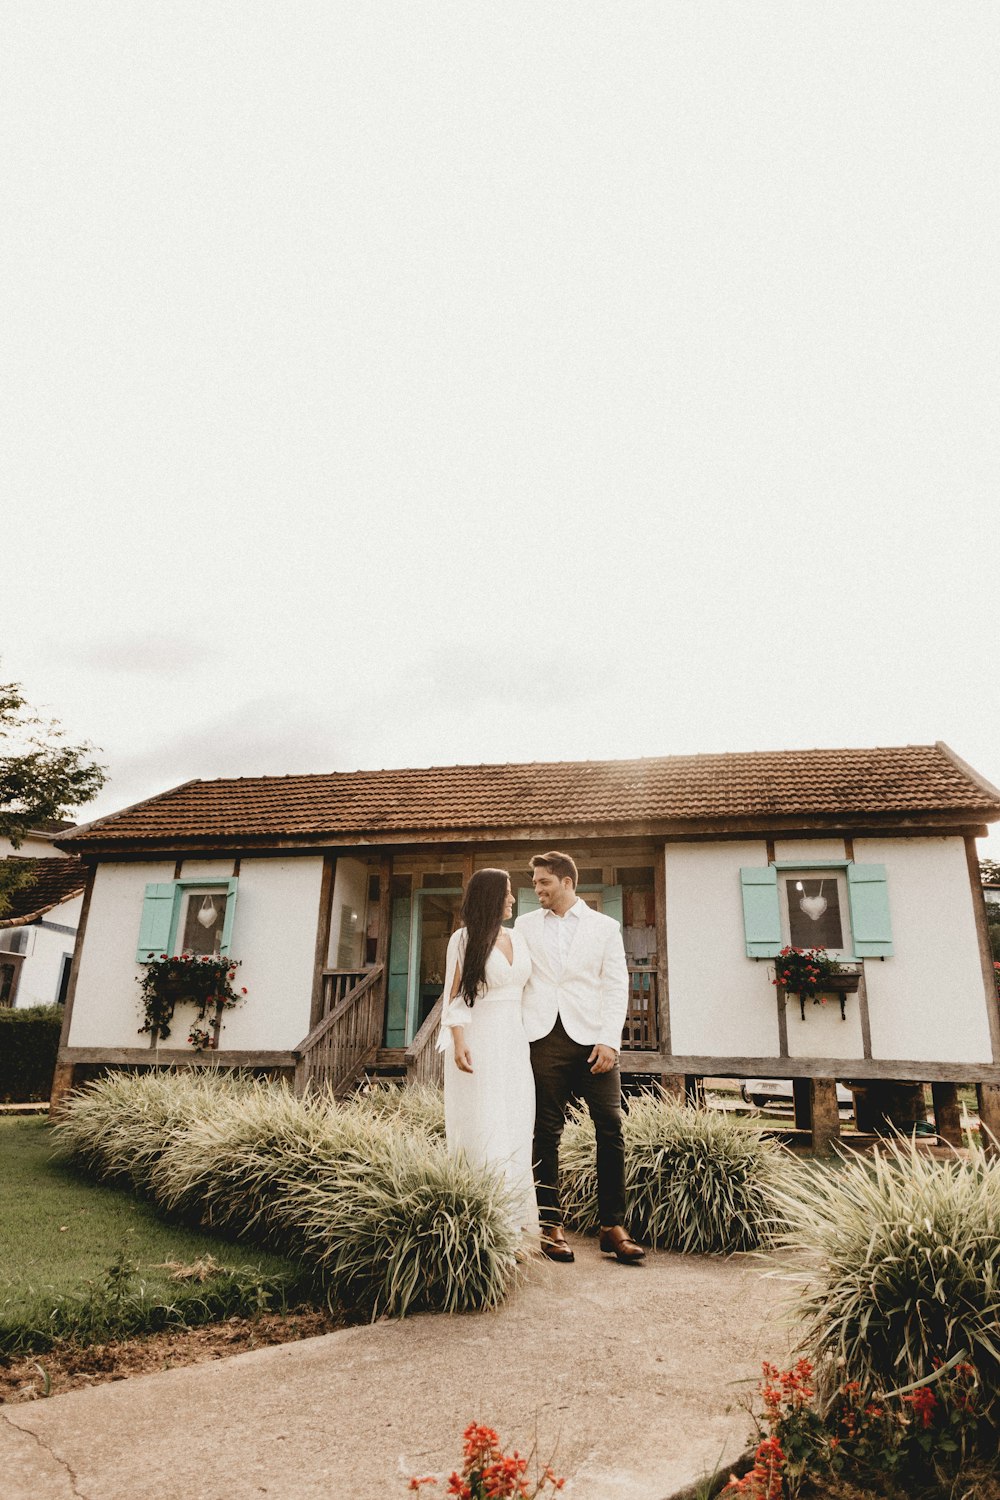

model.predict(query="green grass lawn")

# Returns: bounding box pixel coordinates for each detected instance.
[0,1117,315,1352]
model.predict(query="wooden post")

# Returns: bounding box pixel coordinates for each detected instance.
[931,1082,963,1147]
[810,1078,841,1155]
[308,854,337,1031]
[659,1073,685,1101]
[792,1077,812,1131]
[49,1061,76,1117]
[976,1083,1000,1159]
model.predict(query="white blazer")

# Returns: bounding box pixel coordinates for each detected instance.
[515,900,629,1052]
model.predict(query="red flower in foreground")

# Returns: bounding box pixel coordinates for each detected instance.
[902,1385,938,1429]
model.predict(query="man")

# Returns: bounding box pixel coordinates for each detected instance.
[515,851,645,1265]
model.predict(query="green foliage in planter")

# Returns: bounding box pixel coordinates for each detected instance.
[559,1092,788,1254]
[56,1071,520,1319]
[137,954,247,1043]
[775,1137,1000,1421]
[0,1003,62,1102]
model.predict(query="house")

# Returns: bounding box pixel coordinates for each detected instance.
[0,856,87,1008]
[51,742,1000,1150]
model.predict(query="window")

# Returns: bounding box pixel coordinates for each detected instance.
[740,862,894,959]
[781,871,850,954]
[178,888,227,957]
[136,878,238,962]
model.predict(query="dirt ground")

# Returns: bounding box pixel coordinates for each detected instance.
[0,1307,344,1404]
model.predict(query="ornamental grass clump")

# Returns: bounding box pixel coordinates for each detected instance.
[55,1067,248,1188]
[559,1092,786,1254]
[775,1136,1000,1420]
[278,1123,520,1317]
[352,1080,446,1139]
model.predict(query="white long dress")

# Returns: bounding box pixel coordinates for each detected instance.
[436,926,537,1233]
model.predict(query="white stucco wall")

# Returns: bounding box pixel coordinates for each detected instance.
[10,893,83,1008]
[68,857,323,1051]
[665,834,995,1067]
[855,836,992,1064]
[665,841,779,1056]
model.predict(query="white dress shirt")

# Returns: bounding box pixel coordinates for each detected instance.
[543,898,582,976]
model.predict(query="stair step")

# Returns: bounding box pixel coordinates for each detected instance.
[375,1048,406,1068]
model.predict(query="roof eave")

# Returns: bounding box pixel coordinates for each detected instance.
[53,804,999,858]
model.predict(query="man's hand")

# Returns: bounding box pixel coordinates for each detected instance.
[588,1043,618,1075]
[453,1030,474,1074]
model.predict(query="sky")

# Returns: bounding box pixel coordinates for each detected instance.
[3,3,999,854]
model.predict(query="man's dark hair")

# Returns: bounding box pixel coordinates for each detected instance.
[529,850,578,887]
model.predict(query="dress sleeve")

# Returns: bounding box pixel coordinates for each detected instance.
[435,928,473,1053]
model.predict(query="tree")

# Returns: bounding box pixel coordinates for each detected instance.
[0,678,107,916]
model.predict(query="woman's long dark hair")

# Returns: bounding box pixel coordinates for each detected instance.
[457,868,510,1006]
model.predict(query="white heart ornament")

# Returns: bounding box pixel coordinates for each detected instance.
[800,895,828,921]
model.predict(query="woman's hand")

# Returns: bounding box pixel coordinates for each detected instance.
[452,1027,474,1074]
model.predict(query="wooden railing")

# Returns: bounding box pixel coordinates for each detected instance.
[320,968,370,1018]
[623,966,659,1051]
[294,964,385,1097]
[404,996,444,1087]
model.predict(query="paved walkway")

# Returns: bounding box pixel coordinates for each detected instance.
[0,1236,796,1500]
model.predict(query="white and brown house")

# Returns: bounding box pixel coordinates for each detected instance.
[0,820,85,1010]
[51,742,1000,1148]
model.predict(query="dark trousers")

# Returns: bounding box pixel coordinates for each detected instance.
[530,1014,627,1230]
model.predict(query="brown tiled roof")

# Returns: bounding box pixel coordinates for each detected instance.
[0,858,87,925]
[56,743,1000,851]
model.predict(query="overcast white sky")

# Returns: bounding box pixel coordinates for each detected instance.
[3,3,999,855]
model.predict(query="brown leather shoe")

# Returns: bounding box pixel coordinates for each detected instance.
[540,1226,575,1263]
[599,1225,646,1264]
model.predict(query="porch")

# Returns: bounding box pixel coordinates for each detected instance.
[293,844,667,1097]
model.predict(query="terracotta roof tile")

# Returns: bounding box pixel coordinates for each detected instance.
[0,858,87,925]
[57,743,1000,850]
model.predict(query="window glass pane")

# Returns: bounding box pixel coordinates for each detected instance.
[181,890,225,956]
[786,877,844,950]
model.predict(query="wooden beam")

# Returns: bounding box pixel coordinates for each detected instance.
[58,1046,298,1068]
[55,865,96,1057]
[57,813,994,860]
[965,836,1000,1063]
[653,843,670,1054]
[374,854,393,971]
[309,855,337,1031]
[615,1053,1000,1083]
[977,1083,1000,1159]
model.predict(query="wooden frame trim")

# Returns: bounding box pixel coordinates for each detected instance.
[965,835,1000,1063]
[309,855,337,1031]
[58,1045,297,1068]
[56,865,96,1051]
[775,986,789,1057]
[57,813,997,860]
[653,843,669,1053]
[857,964,873,1059]
[617,1053,1000,1083]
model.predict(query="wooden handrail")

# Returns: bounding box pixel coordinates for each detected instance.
[294,964,384,1056]
[404,994,445,1087]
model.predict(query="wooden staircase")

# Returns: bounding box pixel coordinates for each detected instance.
[293,967,444,1097]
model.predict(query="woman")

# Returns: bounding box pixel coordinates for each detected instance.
[436,868,536,1232]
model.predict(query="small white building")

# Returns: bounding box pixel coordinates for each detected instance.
[0,856,86,1009]
[52,743,1000,1148]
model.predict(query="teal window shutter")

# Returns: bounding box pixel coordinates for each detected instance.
[517,887,541,918]
[220,877,239,956]
[740,866,782,957]
[847,864,893,957]
[136,883,177,961]
[601,884,623,929]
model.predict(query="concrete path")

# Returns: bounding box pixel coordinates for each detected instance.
[0,1236,797,1500]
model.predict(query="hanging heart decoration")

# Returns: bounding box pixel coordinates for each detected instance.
[800,894,828,921]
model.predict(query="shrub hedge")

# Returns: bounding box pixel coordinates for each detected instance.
[0,1004,62,1101]
[56,1071,521,1318]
